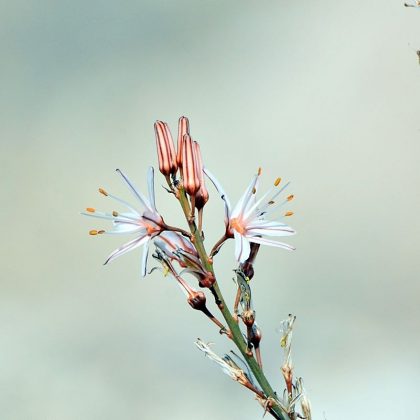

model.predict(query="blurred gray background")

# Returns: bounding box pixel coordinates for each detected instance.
[1,1,420,419]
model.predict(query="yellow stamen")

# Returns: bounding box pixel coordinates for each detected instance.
[274,177,281,186]
[258,167,262,176]
[89,229,98,235]
[86,207,95,213]
[285,211,294,217]
[112,211,118,217]
[99,188,108,196]
[287,194,294,201]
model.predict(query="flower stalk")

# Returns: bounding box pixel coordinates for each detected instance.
[176,184,288,420]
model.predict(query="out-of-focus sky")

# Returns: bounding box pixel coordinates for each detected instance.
[1,1,420,419]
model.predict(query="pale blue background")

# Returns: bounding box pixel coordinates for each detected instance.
[1,1,420,419]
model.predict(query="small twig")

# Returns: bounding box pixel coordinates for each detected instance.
[209,233,229,257]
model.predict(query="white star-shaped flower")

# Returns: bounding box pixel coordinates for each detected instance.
[204,168,296,262]
[82,167,163,276]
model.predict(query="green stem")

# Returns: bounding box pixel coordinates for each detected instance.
[177,188,288,420]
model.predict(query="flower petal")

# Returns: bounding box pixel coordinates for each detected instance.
[203,167,232,225]
[246,228,295,237]
[231,173,259,219]
[247,235,295,251]
[234,230,251,262]
[104,234,149,265]
[147,166,157,211]
[108,222,145,234]
[141,238,150,277]
[246,222,296,237]
[116,169,153,212]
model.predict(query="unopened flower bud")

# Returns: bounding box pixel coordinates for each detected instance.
[193,141,209,210]
[182,134,201,196]
[198,271,215,288]
[250,324,262,348]
[242,309,255,327]
[154,231,198,268]
[155,121,178,176]
[177,116,190,168]
[187,290,207,310]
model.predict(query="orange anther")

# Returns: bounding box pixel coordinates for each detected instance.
[89,230,98,235]
[274,177,281,186]
[99,188,108,196]
[285,211,294,217]
[287,194,294,201]
[86,207,95,213]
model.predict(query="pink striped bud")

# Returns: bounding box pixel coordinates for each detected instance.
[154,121,178,176]
[182,134,201,196]
[177,116,190,168]
[193,141,209,210]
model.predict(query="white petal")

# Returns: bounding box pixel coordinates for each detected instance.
[203,167,232,225]
[247,228,295,237]
[109,222,144,234]
[246,221,296,236]
[147,166,157,211]
[141,239,150,277]
[242,186,275,222]
[231,173,259,219]
[116,169,153,212]
[247,235,295,251]
[104,235,149,264]
[247,220,289,229]
[234,230,251,263]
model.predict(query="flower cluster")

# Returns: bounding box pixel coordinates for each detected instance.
[82,117,309,420]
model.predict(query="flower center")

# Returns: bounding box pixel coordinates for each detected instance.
[145,223,159,235]
[230,217,246,235]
